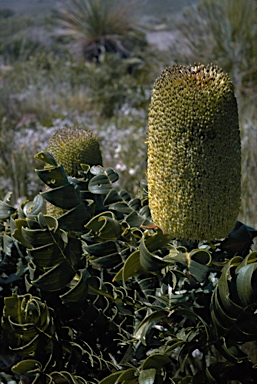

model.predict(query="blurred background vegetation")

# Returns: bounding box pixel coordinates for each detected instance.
[0,0,256,231]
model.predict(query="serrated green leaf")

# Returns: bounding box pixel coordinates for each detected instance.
[109,201,132,214]
[190,248,212,265]
[84,240,118,256]
[119,189,131,202]
[105,168,119,183]
[50,371,87,384]
[188,259,209,283]
[215,256,243,314]
[11,334,40,356]
[38,214,59,231]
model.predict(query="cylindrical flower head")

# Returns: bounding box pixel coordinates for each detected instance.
[46,126,103,217]
[47,126,103,177]
[147,64,241,242]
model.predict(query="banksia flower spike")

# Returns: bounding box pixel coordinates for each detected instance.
[46,126,103,217]
[47,126,103,177]
[147,64,241,242]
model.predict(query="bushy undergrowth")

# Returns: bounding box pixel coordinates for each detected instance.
[172,0,257,97]
[0,149,257,383]
[0,0,257,239]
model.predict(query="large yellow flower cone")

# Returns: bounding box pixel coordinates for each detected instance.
[147,64,241,241]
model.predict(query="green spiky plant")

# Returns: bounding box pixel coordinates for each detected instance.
[1,65,257,384]
[173,0,257,95]
[57,0,146,61]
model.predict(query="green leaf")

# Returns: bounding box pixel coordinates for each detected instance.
[104,188,123,205]
[134,309,167,345]
[57,203,92,231]
[142,354,171,370]
[188,259,209,283]
[12,359,42,375]
[23,195,44,217]
[50,371,88,384]
[117,368,137,382]
[41,183,81,209]
[21,226,61,247]
[28,242,65,268]
[0,199,16,219]
[139,229,171,271]
[32,260,76,291]
[220,221,257,257]
[113,250,142,283]
[36,164,69,188]
[35,151,58,166]
[85,211,121,240]
[139,369,156,384]
[98,371,121,384]
[60,269,90,304]
[88,174,113,194]
[214,256,243,314]
[236,263,257,306]
[126,211,151,227]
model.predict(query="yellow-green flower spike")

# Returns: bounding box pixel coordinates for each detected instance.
[47,126,103,177]
[46,126,103,217]
[147,64,241,242]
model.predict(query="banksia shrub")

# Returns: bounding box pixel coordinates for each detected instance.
[147,64,241,242]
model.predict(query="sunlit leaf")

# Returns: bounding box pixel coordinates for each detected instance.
[23,195,44,217]
[139,368,156,384]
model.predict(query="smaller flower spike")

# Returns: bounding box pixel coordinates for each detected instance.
[47,126,103,177]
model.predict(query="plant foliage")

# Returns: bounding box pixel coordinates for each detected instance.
[56,0,146,61]
[173,0,257,95]
[1,151,257,383]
